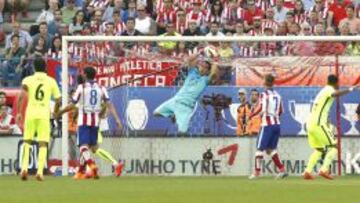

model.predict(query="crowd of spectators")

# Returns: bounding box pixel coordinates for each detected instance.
[0,0,360,87]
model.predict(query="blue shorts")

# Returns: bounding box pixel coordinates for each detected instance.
[77,125,99,147]
[154,98,194,133]
[256,125,281,150]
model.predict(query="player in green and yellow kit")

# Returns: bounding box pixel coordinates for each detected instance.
[304,74,359,180]
[16,57,61,181]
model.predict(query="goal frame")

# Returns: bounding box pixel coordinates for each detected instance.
[61,35,360,176]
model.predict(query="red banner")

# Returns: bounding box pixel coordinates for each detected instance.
[47,57,180,88]
[234,56,360,86]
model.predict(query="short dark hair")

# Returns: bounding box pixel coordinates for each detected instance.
[250,88,259,94]
[84,66,96,80]
[39,21,48,27]
[264,74,275,87]
[0,91,6,97]
[33,57,46,72]
[327,74,338,85]
[127,17,135,23]
[77,74,85,84]
[11,34,19,41]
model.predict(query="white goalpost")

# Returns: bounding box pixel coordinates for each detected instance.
[61,35,360,176]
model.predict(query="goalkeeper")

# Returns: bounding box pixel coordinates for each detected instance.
[153,54,218,134]
[304,75,359,180]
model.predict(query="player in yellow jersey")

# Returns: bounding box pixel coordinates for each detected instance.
[16,57,61,181]
[304,75,359,180]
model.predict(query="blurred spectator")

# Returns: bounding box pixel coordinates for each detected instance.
[121,17,142,49]
[48,35,62,60]
[30,36,47,57]
[338,5,360,35]
[156,0,176,34]
[218,41,234,60]
[205,0,224,25]
[260,27,277,56]
[0,92,21,135]
[183,20,201,50]
[48,9,64,35]
[339,22,351,35]
[356,103,360,120]
[244,0,264,31]
[327,0,352,28]
[273,0,289,23]
[103,10,126,35]
[186,1,206,30]
[262,7,278,33]
[293,0,306,24]
[158,22,181,54]
[91,10,104,34]
[69,10,85,35]
[37,0,60,24]
[104,22,115,35]
[276,21,288,35]
[248,16,263,35]
[206,21,225,36]
[236,88,250,136]
[2,34,25,86]
[288,23,301,35]
[313,23,325,35]
[62,0,78,24]
[122,0,138,23]
[103,0,126,22]
[32,22,54,50]
[325,26,336,35]
[5,21,32,53]
[0,0,3,23]
[345,41,360,56]
[135,4,157,35]
[7,0,30,22]
[87,0,110,14]
[175,9,187,34]
[309,0,329,22]
[233,20,245,36]
[300,22,313,35]
[0,91,11,113]
[246,89,261,136]
[301,0,315,11]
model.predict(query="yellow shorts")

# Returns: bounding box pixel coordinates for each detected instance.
[24,119,50,143]
[97,131,103,144]
[307,124,336,149]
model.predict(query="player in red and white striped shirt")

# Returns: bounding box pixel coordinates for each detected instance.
[57,67,111,179]
[249,74,287,179]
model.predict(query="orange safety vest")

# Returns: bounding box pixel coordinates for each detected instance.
[246,103,261,136]
[236,102,251,136]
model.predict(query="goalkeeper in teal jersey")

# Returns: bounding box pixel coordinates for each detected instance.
[154,54,218,134]
[304,75,359,180]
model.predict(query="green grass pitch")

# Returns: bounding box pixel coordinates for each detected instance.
[0,175,359,203]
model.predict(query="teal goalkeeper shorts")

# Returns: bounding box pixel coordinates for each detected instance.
[154,98,194,133]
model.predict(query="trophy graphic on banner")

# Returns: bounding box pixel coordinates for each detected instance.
[341,103,359,135]
[126,99,149,130]
[289,100,312,135]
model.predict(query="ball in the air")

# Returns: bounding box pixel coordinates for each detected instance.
[204,45,219,57]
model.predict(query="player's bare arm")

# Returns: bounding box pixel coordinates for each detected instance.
[55,103,77,119]
[209,63,218,82]
[15,85,28,125]
[107,102,123,129]
[332,85,359,97]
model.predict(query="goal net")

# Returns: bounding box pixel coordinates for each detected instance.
[58,36,360,176]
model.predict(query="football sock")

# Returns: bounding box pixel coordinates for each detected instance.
[37,146,47,176]
[95,148,118,165]
[80,146,94,166]
[305,150,322,173]
[255,151,263,175]
[21,142,30,172]
[270,151,285,172]
[320,147,337,172]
